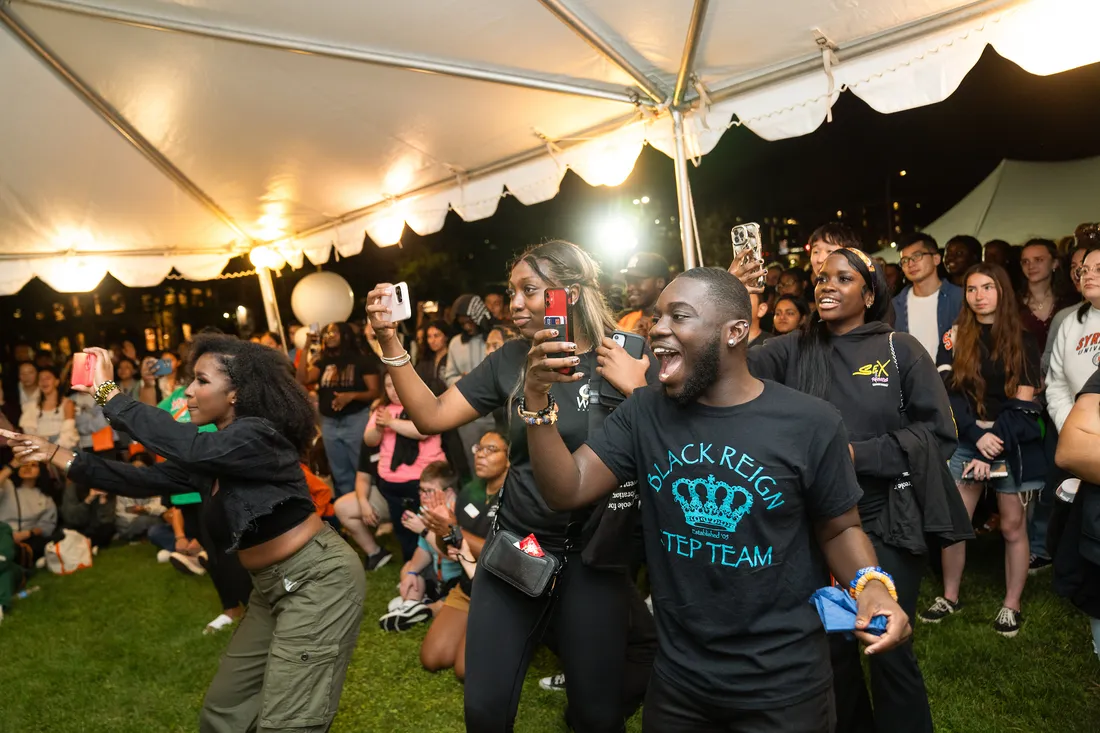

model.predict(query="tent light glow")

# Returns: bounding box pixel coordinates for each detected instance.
[248,245,286,270]
[596,216,638,254]
[994,0,1100,77]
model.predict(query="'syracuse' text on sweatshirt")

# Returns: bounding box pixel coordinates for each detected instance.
[1045,305,1100,431]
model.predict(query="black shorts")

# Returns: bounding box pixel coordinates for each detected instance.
[642,672,835,733]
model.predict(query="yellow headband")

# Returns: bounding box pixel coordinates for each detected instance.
[844,247,875,272]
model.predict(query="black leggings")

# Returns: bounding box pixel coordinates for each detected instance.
[829,539,932,733]
[196,503,252,612]
[464,553,632,732]
[377,477,421,562]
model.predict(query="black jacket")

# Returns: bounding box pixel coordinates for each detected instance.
[748,323,958,535]
[872,426,974,553]
[1053,482,1100,618]
[948,393,1046,484]
[69,393,313,552]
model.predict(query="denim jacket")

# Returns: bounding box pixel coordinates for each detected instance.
[68,393,312,552]
[891,280,964,363]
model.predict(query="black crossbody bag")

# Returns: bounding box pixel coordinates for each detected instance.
[478,486,562,598]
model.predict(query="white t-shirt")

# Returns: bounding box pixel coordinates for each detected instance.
[907,288,941,358]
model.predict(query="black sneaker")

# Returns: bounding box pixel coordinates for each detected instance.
[1027,555,1052,575]
[378,601,431,632]
[363,548,393,572]
[993,606,1022,637]
[919,596,961,623]
[539,673,567,692]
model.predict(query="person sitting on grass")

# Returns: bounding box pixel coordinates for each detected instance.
[417,430,508,680]
[113,453,167,542]
[332,439,393,571]
[378,461,462,632]
[61,479,116,549]
[0,460,58,563]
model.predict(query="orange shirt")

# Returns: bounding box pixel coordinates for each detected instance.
[300,463,335,518]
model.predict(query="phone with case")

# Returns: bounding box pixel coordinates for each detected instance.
[731,223,766,288]
[381,282,414,322]
[71,352,97,388]
[592,330,646,407]
[543,287,575,376]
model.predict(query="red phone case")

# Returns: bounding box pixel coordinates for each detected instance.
[71,353,97,387]
[544,288,575,376]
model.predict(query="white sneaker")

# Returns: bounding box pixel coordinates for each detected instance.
[644,595,653,615]
[91,546,99,557]
[387,595,406,613]
[203,613,236,635]
[169,552,207,576]
[156,550,171,563]
[35,557,46,570]
[540,673,567,691]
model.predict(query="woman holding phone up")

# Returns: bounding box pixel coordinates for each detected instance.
[367,240,658,733]
[2,337,364,732]
[921,263,1044,637]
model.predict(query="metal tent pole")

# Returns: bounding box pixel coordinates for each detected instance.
[0,4,251,244]
[536,0,667,104]
[254,267,288,354]
[671,110,698,270]
[672,0,709,108]
[15,0,649,106]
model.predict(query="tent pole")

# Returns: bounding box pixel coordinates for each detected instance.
[671,110,698,271]
[0,5,252,244]
[536,0,666,104]
[672,0,710,108]
[698,0,1027,106]
[13,0,649,106]
[255,267,288,354]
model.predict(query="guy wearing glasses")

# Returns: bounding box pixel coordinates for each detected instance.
[892,233,963,362]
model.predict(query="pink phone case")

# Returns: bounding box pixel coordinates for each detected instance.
[71,353,97,387]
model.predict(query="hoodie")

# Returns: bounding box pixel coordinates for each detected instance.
[0,480,58,536]
[748,323,958,524]
[1046,305,1100,431]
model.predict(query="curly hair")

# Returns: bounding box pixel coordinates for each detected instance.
[190,334,316,454]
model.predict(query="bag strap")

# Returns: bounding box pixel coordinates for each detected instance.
[888,332,907,414]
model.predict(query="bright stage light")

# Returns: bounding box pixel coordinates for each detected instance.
[596,217,638,254]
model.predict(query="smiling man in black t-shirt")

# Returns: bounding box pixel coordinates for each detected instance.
[523,268,912,733]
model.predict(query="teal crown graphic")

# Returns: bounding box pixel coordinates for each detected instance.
[672,475,753,532]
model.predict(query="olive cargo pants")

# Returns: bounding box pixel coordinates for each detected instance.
[200,524,365,733]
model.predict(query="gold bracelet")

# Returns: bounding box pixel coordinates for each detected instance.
[852,570,898,601]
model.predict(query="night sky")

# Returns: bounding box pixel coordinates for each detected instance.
[2,47,1099,350]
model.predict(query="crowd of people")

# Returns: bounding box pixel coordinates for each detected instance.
[0,220,1098,732]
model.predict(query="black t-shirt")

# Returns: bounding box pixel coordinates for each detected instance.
[455,480,501,539]
[939,324,1040,420]
[315,351,381,418]
[456,339,658,552]
[586,381,862,708]
[356,442,381,479]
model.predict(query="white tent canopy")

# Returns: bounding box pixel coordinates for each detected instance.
[2,0,1099,296]
[919,155,1100,246]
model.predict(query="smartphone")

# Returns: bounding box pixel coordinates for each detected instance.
[593,331,647,407]
[731,223,765,288]
[71,352,97,388]
[544,287,575,376]
[152,359,174,377]
[381,282,413,322]
[989,461,1009,478]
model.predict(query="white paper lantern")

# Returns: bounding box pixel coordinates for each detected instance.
[291,271,355,328]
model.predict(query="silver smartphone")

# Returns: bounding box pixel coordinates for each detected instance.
[731,223,765,288]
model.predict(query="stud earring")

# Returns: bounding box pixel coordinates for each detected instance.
[728,339,736,346]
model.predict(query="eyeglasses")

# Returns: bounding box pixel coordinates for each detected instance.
[1074,265,1100,280]
[898,251,933,267]
[471,444,504,455]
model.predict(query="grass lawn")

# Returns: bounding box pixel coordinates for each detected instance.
[1,534,1097,733]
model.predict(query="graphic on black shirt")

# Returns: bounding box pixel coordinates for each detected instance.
[647,443,784,570]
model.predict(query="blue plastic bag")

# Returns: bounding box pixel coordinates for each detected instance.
[810,586,888,640]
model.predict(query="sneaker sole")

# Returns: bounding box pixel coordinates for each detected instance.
[380,608,431,632]
[539,683,566,692]
[1027,566,1051,576]
[365,554,393,572]
[169,556,205,576]
[995,627,1020,638]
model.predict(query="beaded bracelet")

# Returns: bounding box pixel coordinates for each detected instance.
[518,392,558,426]
[849,568,898,601]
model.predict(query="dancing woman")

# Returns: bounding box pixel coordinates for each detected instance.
[2,336,364,733]
[367,240,658,733]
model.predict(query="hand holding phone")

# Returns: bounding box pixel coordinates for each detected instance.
[543,288,576,377]
[71,352,97,388]
[731,223,767,290]
[594,332,649,404]
[380,282,413,323]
